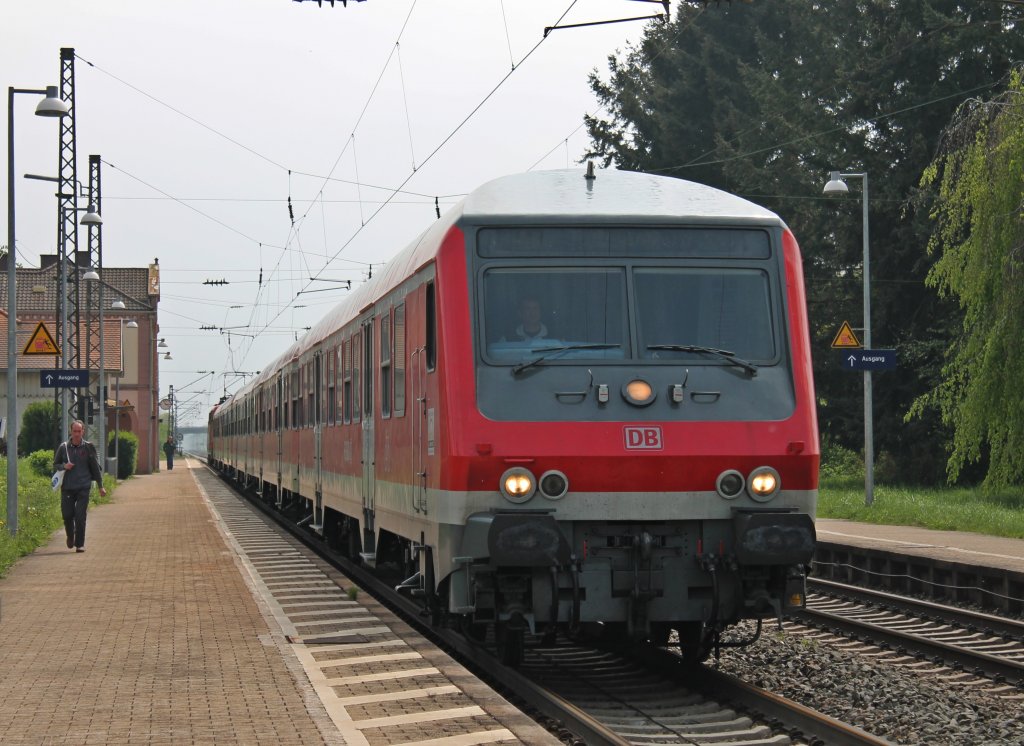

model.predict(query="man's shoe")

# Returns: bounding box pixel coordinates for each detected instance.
[75,547,85,553]
[67,537,74,549]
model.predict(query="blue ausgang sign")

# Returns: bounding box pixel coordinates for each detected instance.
[840,349,897,371]
[40,369,89,388]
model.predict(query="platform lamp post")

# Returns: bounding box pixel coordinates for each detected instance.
[823,170,874,507]
[7,85,69,535]
[59,219,101,442]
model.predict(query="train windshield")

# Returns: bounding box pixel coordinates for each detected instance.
[634,268,775,361]
[478,227,779,367]
[482,269,628,362]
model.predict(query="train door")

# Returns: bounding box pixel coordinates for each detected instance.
[243,395,251,485]
[413,281,436,514]
[313,351,324,532]
[360,317,376,557]
[257,387,264,491]
[276,372,284,507]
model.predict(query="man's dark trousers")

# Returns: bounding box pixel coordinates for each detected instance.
[61,488,90,549]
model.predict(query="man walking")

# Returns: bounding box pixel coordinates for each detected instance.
[163,436,176,470]
[54,420,106,553]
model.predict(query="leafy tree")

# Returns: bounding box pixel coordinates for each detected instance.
[910,68,1024,488]
[18,400,59,456]
[585,0,1024,483]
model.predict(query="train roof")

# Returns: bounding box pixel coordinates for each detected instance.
[463,168,783,225]
[233,168,786,399]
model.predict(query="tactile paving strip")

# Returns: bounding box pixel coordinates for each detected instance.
[192,469,554,746]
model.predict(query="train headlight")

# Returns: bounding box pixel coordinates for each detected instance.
[500,467,536,503]
[539,470,569,500]
[716,470,745,499]
[622,378,656,407]
[747,466,781,501]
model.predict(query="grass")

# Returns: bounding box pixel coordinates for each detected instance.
[0,456,117,577]
[818,476,1024,539]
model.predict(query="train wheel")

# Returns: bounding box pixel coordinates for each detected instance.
[459,617,489,643]
[648,622,672,647]
[495,623,525,666]
[676,622,713,664]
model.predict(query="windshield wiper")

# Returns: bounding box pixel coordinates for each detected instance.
[511,344,621,375]
[647,344,758,377]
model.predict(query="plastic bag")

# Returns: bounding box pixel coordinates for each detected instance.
[51,470,65,491]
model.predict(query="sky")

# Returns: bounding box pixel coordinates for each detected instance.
[2,0,658,425]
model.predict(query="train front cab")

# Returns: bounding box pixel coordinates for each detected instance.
[436,213,818,661]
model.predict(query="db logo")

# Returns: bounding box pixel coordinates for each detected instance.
[624,426,663,450]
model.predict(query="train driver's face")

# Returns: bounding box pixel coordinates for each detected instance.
[519,299,542,331]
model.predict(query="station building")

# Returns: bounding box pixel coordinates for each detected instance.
[0,253,162,473]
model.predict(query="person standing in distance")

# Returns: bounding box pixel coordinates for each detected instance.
[163,435,176,470]
[54,420,106,553]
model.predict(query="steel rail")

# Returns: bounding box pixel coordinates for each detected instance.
[808,577,1024,641]
[793,605,1024,684]
[627,644,893,746]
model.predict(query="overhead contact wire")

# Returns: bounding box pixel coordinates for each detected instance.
[245,0,582,351]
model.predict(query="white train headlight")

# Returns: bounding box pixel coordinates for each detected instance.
[500,467,536,503]
[747,466,781,501]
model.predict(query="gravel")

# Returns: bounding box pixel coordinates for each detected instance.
[712,621,1024,745]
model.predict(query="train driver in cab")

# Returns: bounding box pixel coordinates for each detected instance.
[509,296,550,341]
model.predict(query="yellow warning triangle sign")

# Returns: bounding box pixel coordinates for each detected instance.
[22,322,61,355]
[831,321,862,349]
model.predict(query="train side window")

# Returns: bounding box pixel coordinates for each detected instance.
[343,338,352,424]
[293,369,301,429]
[363,320,374,415]
[353,331,362,423]
[425,281,436,372]
[394,303,406,417]
[307,362,314,428]
[283,374,289,430]
[381,310,392,419]
[315,355,323,427]
[337,345,344,425]
[275,377,282,431]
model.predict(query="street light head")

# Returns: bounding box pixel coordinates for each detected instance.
[164,351,172,360]
[823,171,849,196]
[34,86,70,118]
[80,204,102,225]
[82,269,99,281]
[111,300,126,310]
[126,320,139,329]
[158,338,168,347]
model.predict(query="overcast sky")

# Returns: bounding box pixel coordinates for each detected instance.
[3,0,656,425]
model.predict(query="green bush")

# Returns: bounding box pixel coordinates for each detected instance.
[26,449,56,478]
[108,431,139,479]
[819,435,863,481]
[18,400,59,456]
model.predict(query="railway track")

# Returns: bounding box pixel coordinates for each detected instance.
[795,577,1024,686]
[197,457,889,746]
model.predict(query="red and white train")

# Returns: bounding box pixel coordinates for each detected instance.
[209,167,818,662]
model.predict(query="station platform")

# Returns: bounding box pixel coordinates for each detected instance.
[816,518,1024,575]
[814,518,1024,613]
[0,458,556,746]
